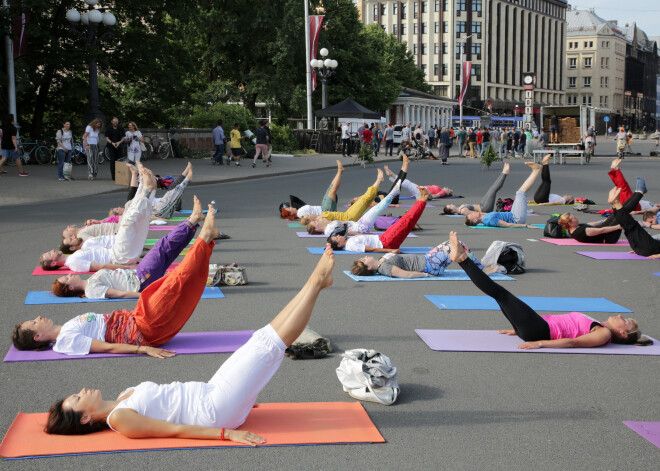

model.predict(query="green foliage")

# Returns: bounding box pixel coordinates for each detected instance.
[480,144,501,169]
[186,103,257,132]
[269,124,299,153]
[358,143,375,164]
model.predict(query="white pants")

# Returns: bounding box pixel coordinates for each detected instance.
[389,176,421,199]
[207,325,286,429]
[127,149,142,163]
[111,184,154,264]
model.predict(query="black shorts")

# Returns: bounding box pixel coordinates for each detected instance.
[231,148,242,157]
[550,125,558,133]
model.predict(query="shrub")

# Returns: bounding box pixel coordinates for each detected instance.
[185,103,257,132]
[480,144,501,169]
[269,124,298,153]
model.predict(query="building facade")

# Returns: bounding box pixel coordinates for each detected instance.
[621,24,657,130]
[358,0,567,117]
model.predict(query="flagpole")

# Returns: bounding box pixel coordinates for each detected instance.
[4,0,18,130]
[304,0,313,130]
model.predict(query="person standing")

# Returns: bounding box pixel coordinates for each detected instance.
[438,127,451,165]
[550,114,559,143]
[608,126,613,137]
[341,121,351,157]
[0,114,28,176]
[414,125,424,145]
[212,119,226,165]
[427,125,436,148]
[83,118,103,180]
[55,120,74,181]
[499,127,508,158]
[457,126,467,157]
[104,117,124,180]
[538,128,549,149]
[481,127,491,156]
[384,123,394,156]
[512,128,521,157]
[372,124,382,157]
[361,125,373,151]
[124,122,144,164]
[265,121,272,162]
[252,120,270,168]
[476,128,483,156]
[357,123,366,143]
[229,123,247,167]
[401,123,412,146]
[467,128,477,158]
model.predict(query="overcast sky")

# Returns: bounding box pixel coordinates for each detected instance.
[569,1,660,38]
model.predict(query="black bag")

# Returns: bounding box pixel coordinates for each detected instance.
[497,249,525,274]
[495,197,514,212]
[543,215,568,238]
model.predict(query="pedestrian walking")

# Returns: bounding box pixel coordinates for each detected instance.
[212,119,226,165]
[372,124,382,157]
[384,123,394,156]
[252,120,270,168]
[55,120,73,181]
[0,114,28,176]
[229,123,247,166]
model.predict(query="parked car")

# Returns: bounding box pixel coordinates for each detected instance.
[393,125,404,145]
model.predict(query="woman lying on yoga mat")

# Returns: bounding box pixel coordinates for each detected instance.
[328,187,430,252]
[52,197,204,299]
[383,164,453,200]
[443,163,510,215]
[351,238,496,278]
[465,162,541,228]
[14,206,222,357]
[300,169,385,225]
[528,154,575,206]
[607,184,660,258]
[280,161,344,219]
[45,247,337,445]
[447,231,652,348]
[306,182,402,236]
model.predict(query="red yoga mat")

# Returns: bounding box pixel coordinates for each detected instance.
[0,402,384,459]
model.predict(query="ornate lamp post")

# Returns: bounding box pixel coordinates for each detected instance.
[66,0,116,125]
[310,48,338,110]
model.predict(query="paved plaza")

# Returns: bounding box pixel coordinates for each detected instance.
[0,149,659,469]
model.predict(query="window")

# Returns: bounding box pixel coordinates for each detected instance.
[567,95,577,105]
[434,42,439,54]
[583,41,588,48]
[443,0,448,12]
[422,43,427,55]
[393,3,398,15]
[583,57,592,68]
[601,57,609,68]
[393,24,398,35]
[583,76,591,88]
[569,58,577,69]
[472,0,482,15]
[435,85,449,97]
[401,23,406,34]
[589,41,593,47]
[600,76,608,88]
[422,22,427,34]
[381,4,386,15]
[472,64,482,81]
[381,24,386,32]
[401,4,407,19]
[434,22,439,33]
[414,23,418,34]
[471,42,481,58]
[434,64,439,75]
[442,64,448,75]
[568,77,577,88]
[582,95,592,106]
[457,0,466,11]
[435,0,440,12]
[457,21,466,37]
[413,2,419,18]
[600,95,608,106]
[414,43,418,54]
[373,4,378,18]
[422,1,428,13]
[442,42,448,54]
[456,64,461,81]
[422,64,427,75]
[456,44,462,59]
[472,22,482,39]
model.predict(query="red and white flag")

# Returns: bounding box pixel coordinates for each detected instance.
[309,15,324,92]
[11,3,30,59]
[458,61,472,106]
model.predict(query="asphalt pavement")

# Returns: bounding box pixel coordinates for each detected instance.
[0,146,659,470]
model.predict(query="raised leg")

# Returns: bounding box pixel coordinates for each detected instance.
[609,188,660,257]
[379,188,429,249]
[479,162,510,212]
[533,155,552,203]
[356,183,401,232]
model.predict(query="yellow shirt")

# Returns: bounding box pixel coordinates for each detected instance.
[230,129,241,148]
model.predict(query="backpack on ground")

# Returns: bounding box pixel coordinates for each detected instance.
[336,349,399,405]
[543,214,568,239]
[495,197,514,212]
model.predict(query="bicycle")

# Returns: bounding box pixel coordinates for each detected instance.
[143,130,174,160]
[583,140,594,163]
[73,141,104,165]
[8,139,53,165]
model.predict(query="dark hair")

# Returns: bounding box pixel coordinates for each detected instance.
[46,399,109,435]
[40,256,58,270]
[328,237,341,251]
[52,280,85,298]
[12,324,52,351]
[259,120,265,126]
[59,240,79,254]
[464,215,478,226]
[217,119,223,125]
[234,123,240,128]
[306,222,320,235]
[351,260,373,276]
[442,206,455,215]
[642,211,656,222]
[6,114,14,123]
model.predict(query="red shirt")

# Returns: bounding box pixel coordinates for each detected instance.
[362,129,373,143]
[476,131,483,144]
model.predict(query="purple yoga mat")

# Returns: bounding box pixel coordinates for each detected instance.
[576,251,658,260]
[623,421,660,449]
[540,238,629,247]
[415,329,660,355]
[295,231,417,238]
[3,331,255,362]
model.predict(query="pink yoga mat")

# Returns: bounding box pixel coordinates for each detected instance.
[149,226,178,231]
[415,329,660,355]
[575,251,658,260]
[32,263,181,276]
[343,204,435,208]
[623,421,660,449]
[540,238,629,246]
[3,330,254,362]
[295,232,417,238]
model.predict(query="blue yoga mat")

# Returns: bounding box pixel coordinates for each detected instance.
[344,270,514,282]
[425,295,631,313]
[470,223,545,229]
[25,287,225,305]
[177,209,209,214]
[443,214,465,218]
[307,247,432,255]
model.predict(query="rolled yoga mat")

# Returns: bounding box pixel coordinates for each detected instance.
[540,238,629,246]
[0,402,385,459]
[24,286,224,305]
[296,232,417,238]
[576,251,658,261]
[32,263,181,277]
[470,224,545,229]
[623,422,660,449]
[344,270,514,282]
[415,329,659,355]
[3,330,254,362]
[425,295,631,313]
[307,247,432,255]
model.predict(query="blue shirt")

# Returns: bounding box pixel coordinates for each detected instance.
[482,212,515,227]
[213,126,225,145]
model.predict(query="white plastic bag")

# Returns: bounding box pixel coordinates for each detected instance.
[336,349,399,405]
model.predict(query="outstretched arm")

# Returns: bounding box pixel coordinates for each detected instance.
[104,288,141,299]
[517,328,611,349]
[390,266,429,278]
[497,221,536,228]
[365,245,401,253]
[89,340,174,358]
[583,225,622,236]
[109,408,265,445]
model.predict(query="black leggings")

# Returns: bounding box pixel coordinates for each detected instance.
[459,257,551,341]
[600,191,642,227]
[613,199,660,257]
[388,170,407,205]
[533,164,552,204]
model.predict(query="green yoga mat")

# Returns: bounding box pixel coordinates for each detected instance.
[144,238,196,246]
[288,222,305,228]
[166,217,189,222]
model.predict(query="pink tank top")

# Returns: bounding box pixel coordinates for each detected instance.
[541,312,601,340]
[426,185,446,197]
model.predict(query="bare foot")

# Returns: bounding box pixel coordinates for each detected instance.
[141,166,157,192]
[611,158,622,170]
[184,161,192,176]
[186,165,194,182]
[311,246,335,289]
[384,165,396,179]
[502,162,510,175]
[418,186,431,201]
[402,153,410,168]
[336,160,344,172]
[189,196,204,225]
[376,168,384,185]
[608,187,622,206]
[542,153,551,165]
[127,162,138,174]
[448,231,468,263]
[199,205,220,242]
[524,162,542,171]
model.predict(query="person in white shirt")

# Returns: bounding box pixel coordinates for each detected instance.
[124,121,144,164]
[55,120,74,181]
[42,246,337,446]
[280,160,344,219]
[341,122,351,156]
[40,164,157,273]
[61,222,119,248]
[83,118,103,180]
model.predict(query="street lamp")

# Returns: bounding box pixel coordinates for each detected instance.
[310,48,338,110]
[457,34,472,128]
[66,0,116,125]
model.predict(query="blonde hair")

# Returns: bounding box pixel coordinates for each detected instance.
[88,118,103,130]
[127,121,139,131]
[306,222,319,235]
[558,213,572,230]
[610,319,653,346]
[300,216,311,226]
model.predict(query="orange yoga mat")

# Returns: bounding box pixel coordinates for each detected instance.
[0,402,384,459]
